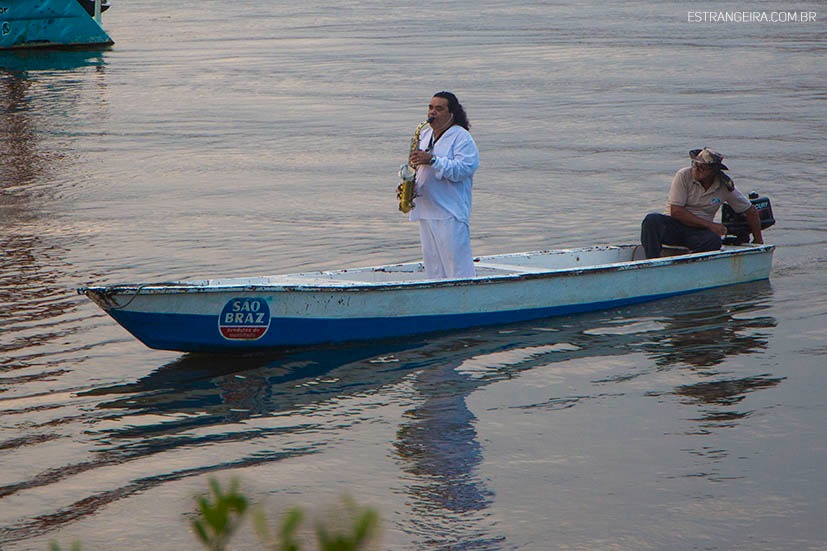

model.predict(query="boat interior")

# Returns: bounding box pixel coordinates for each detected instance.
[114,244,769,292]
[181,245,654,288]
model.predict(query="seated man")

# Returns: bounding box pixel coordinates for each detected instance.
[641,148,764,259]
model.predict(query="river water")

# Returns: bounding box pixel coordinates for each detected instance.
[1,1,826,549]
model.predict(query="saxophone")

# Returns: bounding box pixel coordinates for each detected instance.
[397,118,433,213]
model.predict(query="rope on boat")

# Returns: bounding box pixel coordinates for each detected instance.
[100,283,146,309]
[101,282,175,309]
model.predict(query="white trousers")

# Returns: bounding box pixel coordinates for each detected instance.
[418,218,475,279]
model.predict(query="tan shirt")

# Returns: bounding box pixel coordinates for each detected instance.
[667,167,752,222]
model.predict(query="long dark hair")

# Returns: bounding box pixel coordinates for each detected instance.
[434,91,470,130]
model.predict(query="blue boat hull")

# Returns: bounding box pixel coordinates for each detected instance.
[105,289,690,353]
[1,0,113,50]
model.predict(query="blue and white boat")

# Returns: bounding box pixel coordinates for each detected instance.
[78,244,775,353]
[1,0,113,50]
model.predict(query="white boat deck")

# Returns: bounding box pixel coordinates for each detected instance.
[101,244,771,293]
[170,246,645,289]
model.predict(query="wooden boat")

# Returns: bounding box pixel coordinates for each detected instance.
[1,0,113,50]
[78,244,775,353]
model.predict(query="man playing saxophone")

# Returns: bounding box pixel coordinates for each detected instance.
[407,91,480,279]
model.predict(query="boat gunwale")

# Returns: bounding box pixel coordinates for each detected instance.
[77,244,775,297]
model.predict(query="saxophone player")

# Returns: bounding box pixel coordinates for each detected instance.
[408,91,480,279]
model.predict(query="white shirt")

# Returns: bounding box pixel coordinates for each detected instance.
[409,125,479,223]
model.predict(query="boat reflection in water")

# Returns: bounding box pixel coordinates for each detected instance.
[13,281,770,548]
[642,281,783,430]
[646,281,776,370]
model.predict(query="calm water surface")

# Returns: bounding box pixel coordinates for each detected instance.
[1,1,826,549]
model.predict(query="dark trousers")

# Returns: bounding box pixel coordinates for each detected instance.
[641,213,722,259]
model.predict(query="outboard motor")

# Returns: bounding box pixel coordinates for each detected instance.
[722,192,775,245]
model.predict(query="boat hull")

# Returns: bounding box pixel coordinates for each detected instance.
[1,0,113,50]
[79,245,775,352]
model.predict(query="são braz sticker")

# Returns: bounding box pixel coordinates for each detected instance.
[219,297,271,340]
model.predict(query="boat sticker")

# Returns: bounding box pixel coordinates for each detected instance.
[219,297,271,340]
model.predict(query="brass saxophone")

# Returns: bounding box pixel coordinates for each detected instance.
[397,118,433,213]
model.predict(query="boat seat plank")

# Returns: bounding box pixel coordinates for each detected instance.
[474,262,546,274]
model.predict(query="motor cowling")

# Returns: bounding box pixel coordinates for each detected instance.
[722,192,775,245]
